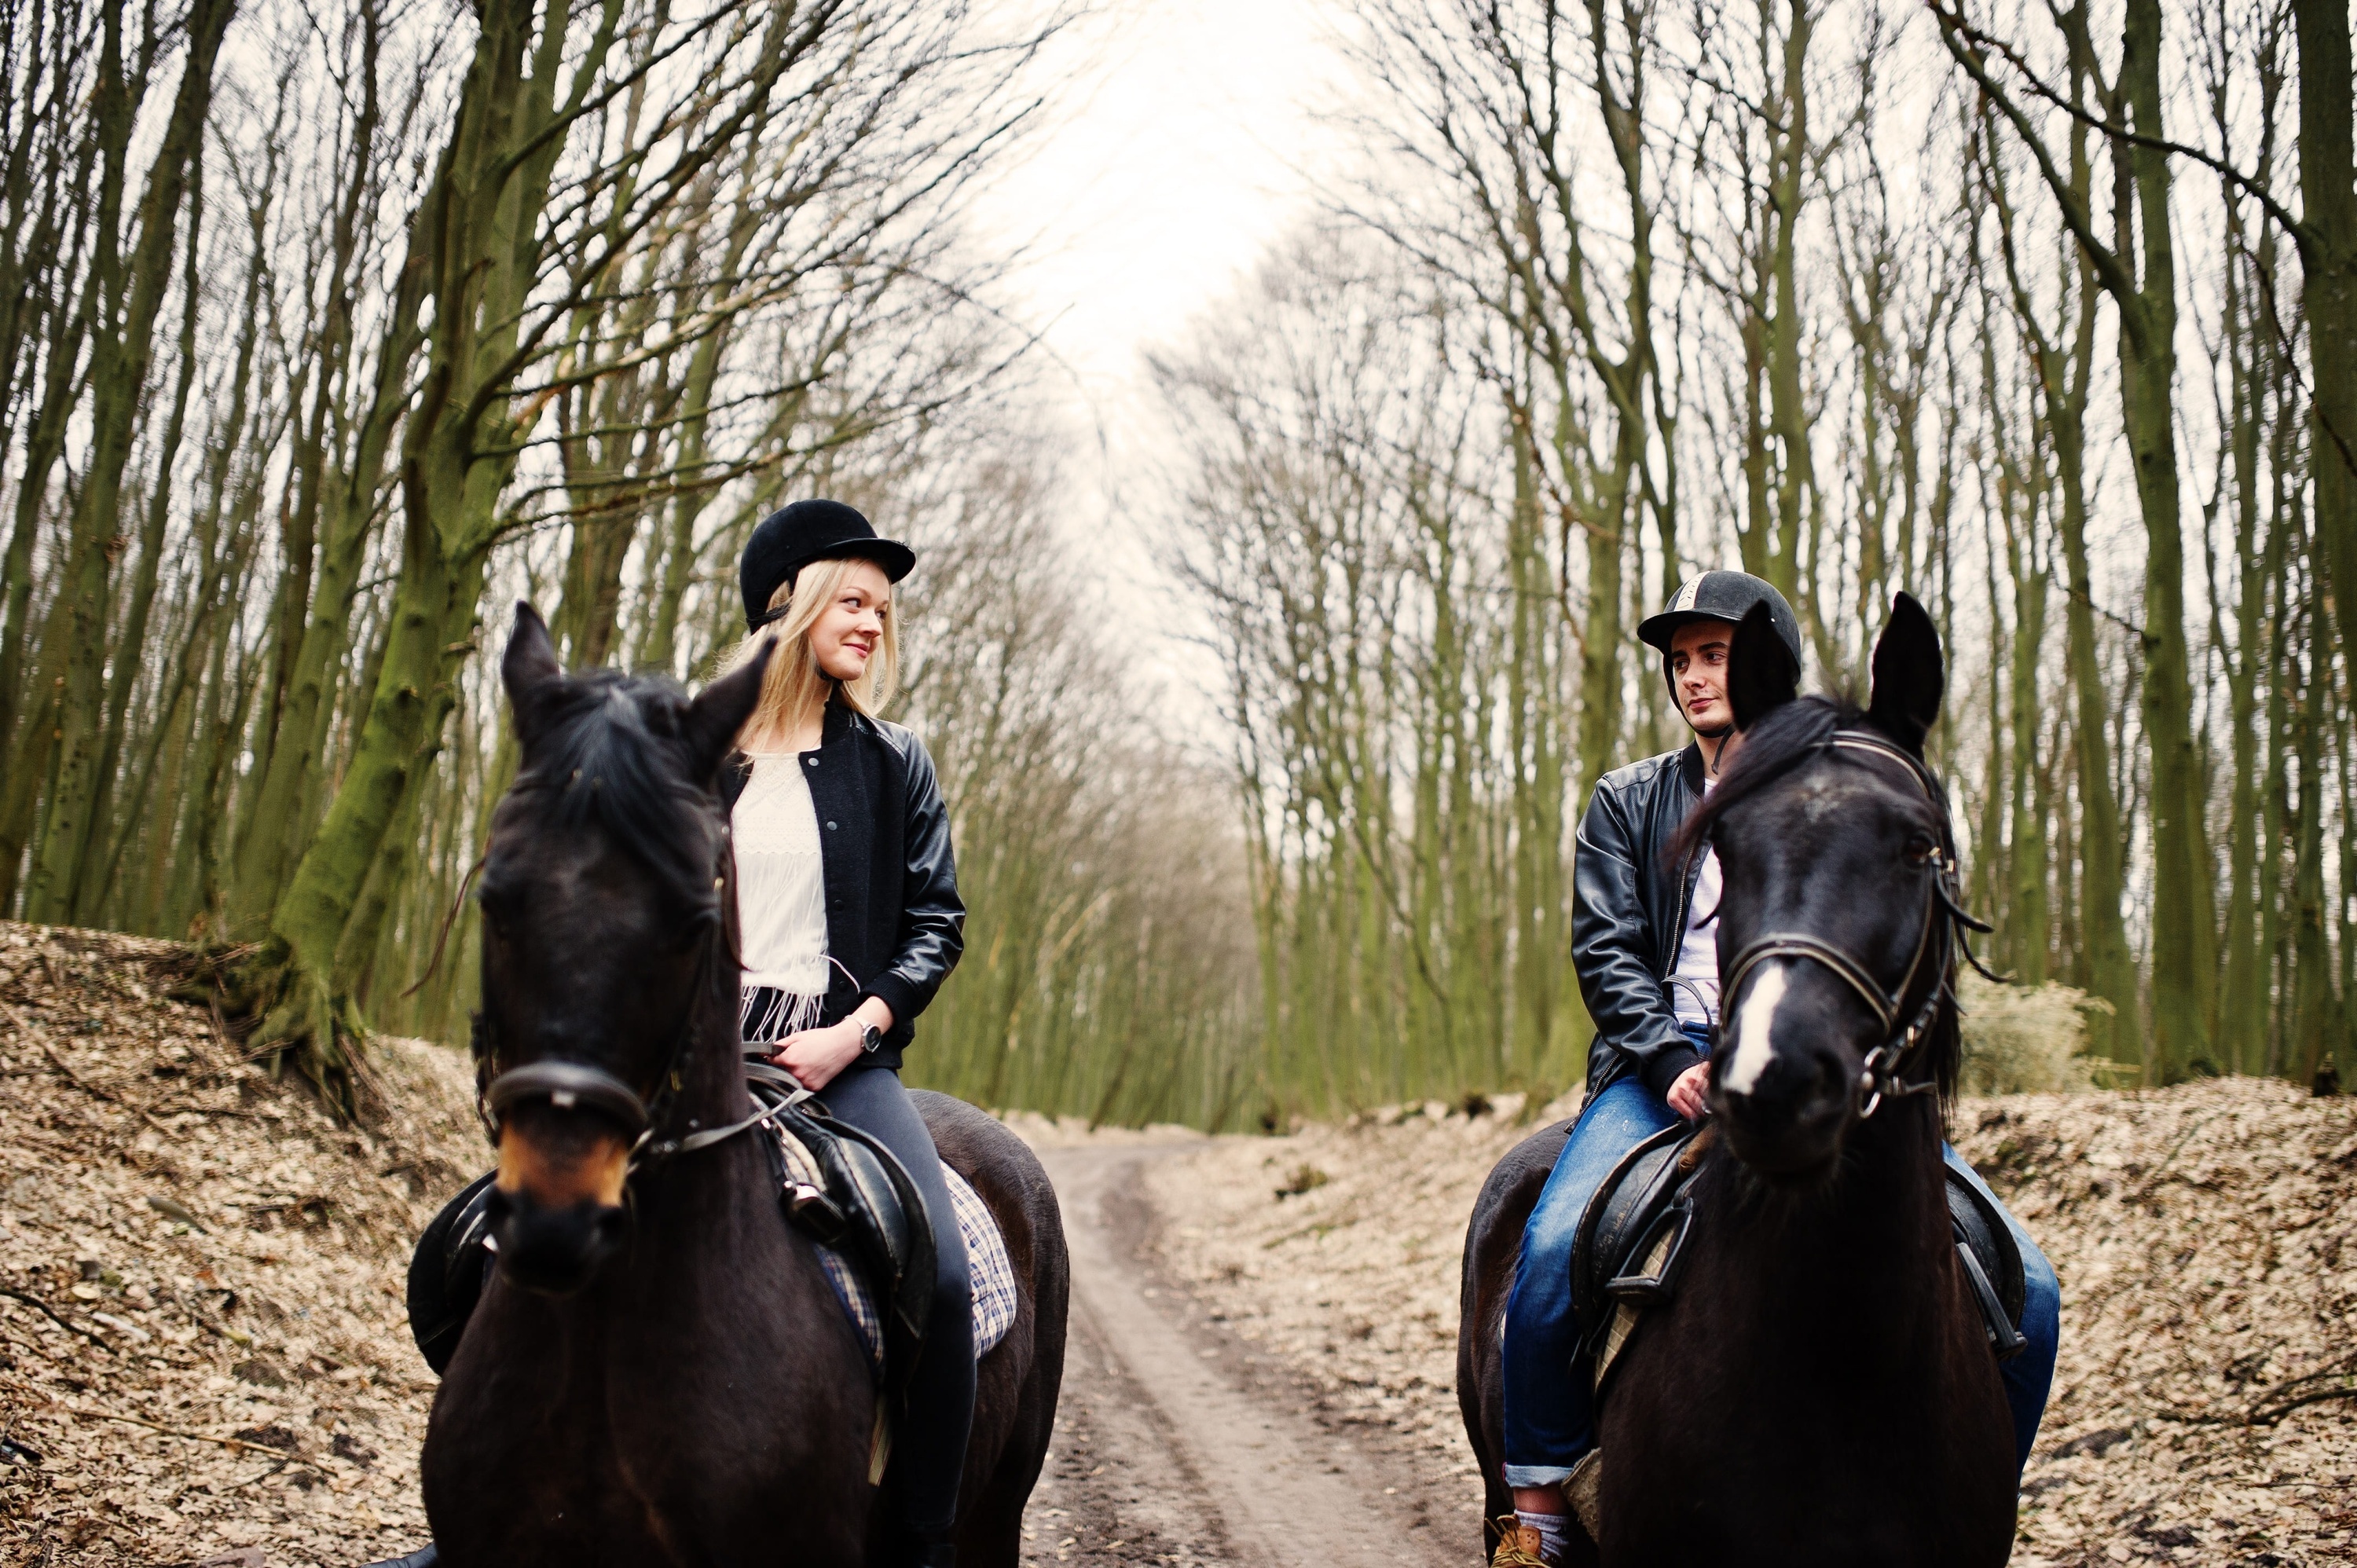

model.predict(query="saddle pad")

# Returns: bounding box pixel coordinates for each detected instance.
[775,1125,1017,1377]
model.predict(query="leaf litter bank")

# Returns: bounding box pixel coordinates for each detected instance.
[0,921,481,1566]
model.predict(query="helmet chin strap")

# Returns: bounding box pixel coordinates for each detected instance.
[1692,719,1736,778]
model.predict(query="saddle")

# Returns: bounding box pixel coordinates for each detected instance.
[1570,1123,1703,1387]
[1566,1123,2028,1394]
[774,1119,1021,1383]
[747,1061,938,1401]
[1945,1164,2029,1359]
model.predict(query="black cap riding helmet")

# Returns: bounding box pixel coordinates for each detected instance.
[738,498,915,633]
[1636,570,1804,738]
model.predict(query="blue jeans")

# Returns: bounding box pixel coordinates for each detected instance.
[1501,1035,2060,1486]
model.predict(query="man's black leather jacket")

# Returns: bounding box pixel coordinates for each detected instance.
[720,697,963,1069]
[1572,742,1710,1104]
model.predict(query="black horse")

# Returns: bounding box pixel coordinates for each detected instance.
[420,605,1069,1566]
[1460,595,2015,1566]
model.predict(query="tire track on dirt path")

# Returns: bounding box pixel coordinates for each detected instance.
[1021,1145,1472,1568]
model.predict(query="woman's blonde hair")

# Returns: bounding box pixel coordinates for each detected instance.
[720,554,901,745]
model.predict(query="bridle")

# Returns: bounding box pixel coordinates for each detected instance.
[471,842,808,1180]
[1716,729,1997,1118]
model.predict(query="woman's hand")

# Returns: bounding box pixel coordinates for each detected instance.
[768,998,894,1093]
[1667,1061,1713,1121]
[770,1020,867,1093]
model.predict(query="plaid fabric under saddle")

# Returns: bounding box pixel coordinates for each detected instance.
[772,1120,1018,1377]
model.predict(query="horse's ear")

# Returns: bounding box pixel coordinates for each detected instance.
[502,602,564,745]
[684,639,775,783]
[1867,592,1945,754]
[1728,601,1799,731]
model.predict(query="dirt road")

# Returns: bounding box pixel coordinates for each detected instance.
[1019,1145,1478,1568]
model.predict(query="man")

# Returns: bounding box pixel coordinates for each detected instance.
[1490,571,2060,1567]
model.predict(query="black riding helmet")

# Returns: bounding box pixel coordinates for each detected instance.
[1637,570,1803,737]
[739,498,915,633]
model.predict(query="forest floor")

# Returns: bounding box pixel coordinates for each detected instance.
[2,918,2353,1566]
[0,921,482,1566]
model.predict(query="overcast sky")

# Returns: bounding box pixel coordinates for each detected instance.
[973,0,1349,392]
[961,0,1359,738]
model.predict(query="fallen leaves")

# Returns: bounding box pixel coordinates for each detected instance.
[1957,1082,2357,1565]
[0,919,482,1567]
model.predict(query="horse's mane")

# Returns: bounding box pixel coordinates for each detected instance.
[1669,693,1964,1108]
[1667,695,1862,866]
[508,669,726,921]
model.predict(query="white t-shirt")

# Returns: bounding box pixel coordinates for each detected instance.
[731,753,830,1000]
[1669,777,1721,1030]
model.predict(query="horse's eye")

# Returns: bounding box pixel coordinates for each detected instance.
[476,885,518,937]
[1904,833,1937,866]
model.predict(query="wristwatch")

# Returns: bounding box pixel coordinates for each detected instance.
[858,1021,884,1054]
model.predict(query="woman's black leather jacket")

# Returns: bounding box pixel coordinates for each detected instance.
[1571,742,1710,1105]
[720,698,963,1069]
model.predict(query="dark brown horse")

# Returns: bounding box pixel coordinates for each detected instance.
[421,605,1067,1566]
[1460,595,2014,1567]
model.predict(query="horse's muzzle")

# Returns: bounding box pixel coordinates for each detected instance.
[489,1111,631,1294]
[1716,1051,1852,1182]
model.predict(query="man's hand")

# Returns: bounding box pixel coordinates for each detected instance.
[770,1019,867,1092]
[1667,1061,1713,1121]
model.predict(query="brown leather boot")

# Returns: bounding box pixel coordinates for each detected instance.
[1489,1515,1552,1567]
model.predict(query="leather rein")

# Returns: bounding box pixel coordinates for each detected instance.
[1716,730,1998,1118]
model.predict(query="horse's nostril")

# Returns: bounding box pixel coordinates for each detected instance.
[489,1193,629,1296]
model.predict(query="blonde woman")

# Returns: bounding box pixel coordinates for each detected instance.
[393,500,969,1568]
[722,498,970,1568]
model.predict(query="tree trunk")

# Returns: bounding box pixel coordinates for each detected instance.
[20,0,236,923]
[244,0,630,1103]
[2004,498,2050,985]
[2218,146,2277,1072]
[2297,0,2357,631]
[2289,602,2334,1082]
[71,157,207,922]
[2116,0,2217,1078]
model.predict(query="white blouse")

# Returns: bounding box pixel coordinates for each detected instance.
[1670,775,1721,1030]
[732,753,831,1007]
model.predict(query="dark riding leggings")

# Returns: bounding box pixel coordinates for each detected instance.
[816,1062,975,1537]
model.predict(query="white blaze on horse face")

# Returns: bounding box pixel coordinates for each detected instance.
[1723,960,1789,1097]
